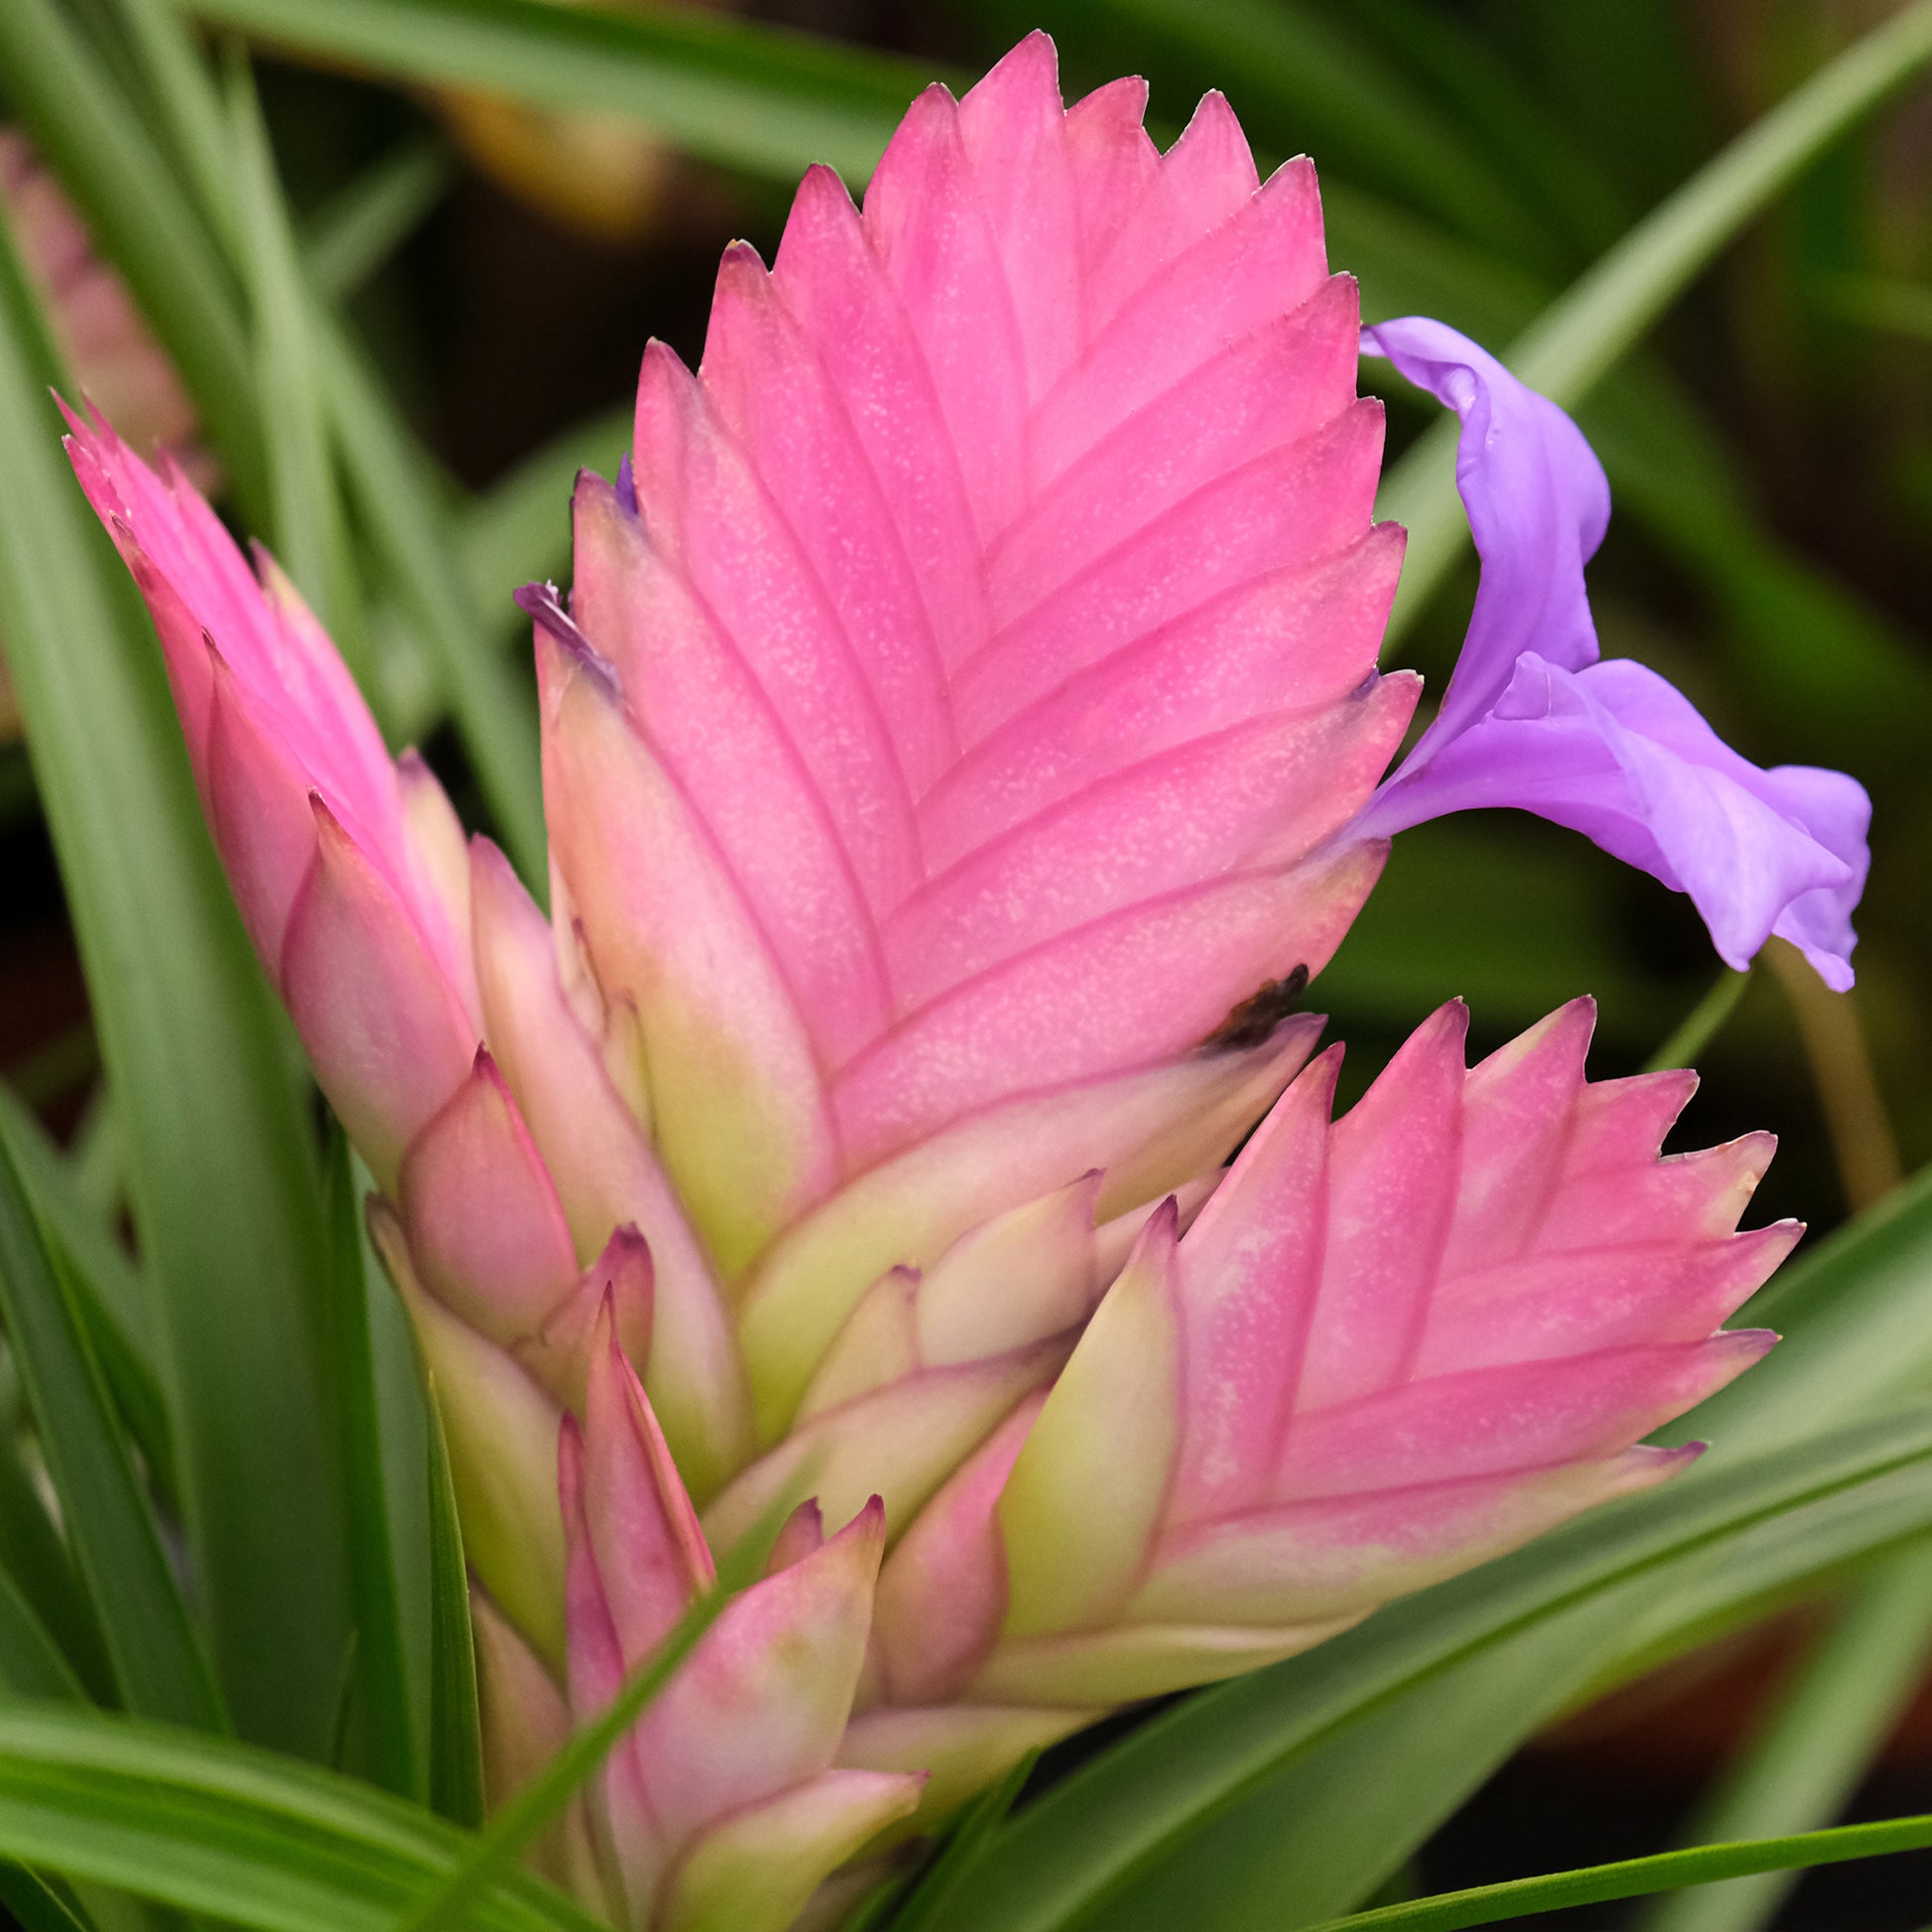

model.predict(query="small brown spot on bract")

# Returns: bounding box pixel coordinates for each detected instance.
[1200,964,1310,1053]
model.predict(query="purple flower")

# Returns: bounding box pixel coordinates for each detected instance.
[1353,317,1869,990]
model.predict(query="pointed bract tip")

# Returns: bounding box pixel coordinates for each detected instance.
[767,1498,826,1576]
[1723,1327,1780,1362]
[843,1492,890,1552]
[515,581,621,698]
[595,1221,651,1277]
[1133,1194,1182,1258]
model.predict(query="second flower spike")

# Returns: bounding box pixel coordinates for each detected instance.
[850,999,1789,1800]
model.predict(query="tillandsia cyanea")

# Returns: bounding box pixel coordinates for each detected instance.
[67,31,1867,1932]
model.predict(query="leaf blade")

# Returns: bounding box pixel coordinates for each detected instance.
[0,1126,220,1730]
[0,150,349,1754]
[185,0,936,185]
[0,1708,601,1932]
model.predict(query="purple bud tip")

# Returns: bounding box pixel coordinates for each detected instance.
[514,581,621,699]
[616,453,638,515]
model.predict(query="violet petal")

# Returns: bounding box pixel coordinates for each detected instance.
[1356,317,1869,988]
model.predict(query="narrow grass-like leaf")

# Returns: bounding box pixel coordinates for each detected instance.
[0,0,263,511]
[325,1137,417,1802]
[0,1131,219,1730]
[1304,1811,1932,1932]
[0,1431,112,1704]
[1816,271,1932,344]
[0,1565,88,1706]
[1083,0,1556,261]
[306,141,457,302]
[101,0,246,258]
[913,1404,1932,1932]
[227,52,373,686]
[1673,1164,1932,1460]
[423,1386,482,1832]
[0,1089,173,1505]
[0,1094,144,1356]
[460,407,629,624]
[1345,0,1629,252]
[323,325,546,877]
[888,1750,1043,1932]
[362,401,629,745]
[96,0,545,867]
[1380,0,1932,637]
[1643,968,1755,1073]
[0,176,349,1755]
[0,1708,602,1932]
[187,0,936,185]
[0,1863,96,1932]
[1637,1542,1932,1932]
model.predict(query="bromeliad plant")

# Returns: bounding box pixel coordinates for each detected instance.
[58,33,1875,1928]
[5,10,1932,1932]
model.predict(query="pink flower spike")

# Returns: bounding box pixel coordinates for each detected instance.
[548,27,1405,1253]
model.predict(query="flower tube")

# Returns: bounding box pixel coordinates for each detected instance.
[1353,318,1869,989]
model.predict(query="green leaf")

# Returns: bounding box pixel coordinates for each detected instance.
[324,1137,418,1803]
[226,50,374,687]
[423,1385,482,1833]
[0,1429,113,1705]
[888,1749,1042,1932]
[0,1565,89,1707]
[1380,0,1932,637]
[1643,968,1756,1074]
[911,1403,1932,1932]
[1635,1542,1932,1932]
[322,324,547,878]
[41,0,546,873]
[185,0,939,186]
[0,1089,175,1509]
[0,1707,602,1932]
[1674,1163,1932,1461]
[0,0,264,512]
[460,408,629,624]
[305,140,457,303]
[0,1127,220,1730]
[1303,1810,1932,1932]
[1076,0,1559,263]
[0,1863,97,1932]
[368,400,627,744]
[0,167,349,1754]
